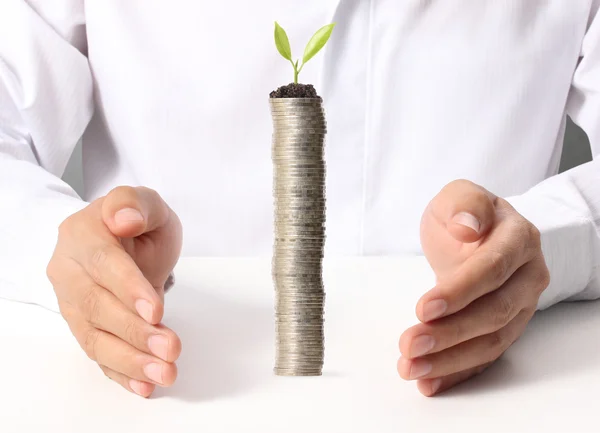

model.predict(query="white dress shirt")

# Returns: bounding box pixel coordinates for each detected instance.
[0,0,599,312]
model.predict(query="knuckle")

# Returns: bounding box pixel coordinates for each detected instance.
[540,266,551,289]
[57,215,75,238]
[81,286,101,325]
[140,186,160,201]
[528,223,542,248]
[83,329,100,360]
[521,220,542,259]
[172,211,183,232]
[141,187,169,218]
[440,179,472,199]
[124,320,141,345]
[474,191,489,207]
[109,185,138,201]
[487,249,511,282]
[512,218,530,238]
[58,210,88,239]
[535,263,551,294]
[446,179,471,190]
[89,245,113,282]
[503,217,528,254]
[493,292,514,328]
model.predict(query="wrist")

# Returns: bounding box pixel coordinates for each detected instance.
[506,193,596,310]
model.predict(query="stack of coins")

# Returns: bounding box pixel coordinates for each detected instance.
[269,97,327,376]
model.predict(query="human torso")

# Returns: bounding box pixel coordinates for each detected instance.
[81,0,592,255]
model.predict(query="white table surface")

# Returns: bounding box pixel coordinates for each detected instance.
[1,257,599,432]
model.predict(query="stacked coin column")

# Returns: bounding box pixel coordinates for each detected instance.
[269,97,327,377]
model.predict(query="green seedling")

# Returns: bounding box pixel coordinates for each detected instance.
[274,22,336,84]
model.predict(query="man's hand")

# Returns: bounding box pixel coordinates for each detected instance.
[398,180,550,396]
[46,186,183,398]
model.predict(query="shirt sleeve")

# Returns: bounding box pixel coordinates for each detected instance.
[0,0,93,311]
[506,2,600,310]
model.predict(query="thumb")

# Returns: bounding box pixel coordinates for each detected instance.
[431,179,496,243]
[101,186,171,238]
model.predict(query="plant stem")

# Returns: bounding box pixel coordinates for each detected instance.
[290,59,299,84]
[294,62,305,84]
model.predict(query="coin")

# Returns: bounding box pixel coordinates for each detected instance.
[270,97,327,377]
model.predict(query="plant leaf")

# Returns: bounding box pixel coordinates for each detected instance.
[302,23,336,64]
[274,22,293,61]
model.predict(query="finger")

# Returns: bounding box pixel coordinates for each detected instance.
[65,238,164,324]
[416,362,493,397]
[72,321,178,386]
[156,283,165,304]
[397,309,532,381]
[99,365,155,398]
[102,186,172,238]
[101,186,183,290]
[430,179,496,243]
[401,262,538,359]
[71,241,164,324]
[55,202,164,324]
[67,276,181,362]
[416,213,534,322]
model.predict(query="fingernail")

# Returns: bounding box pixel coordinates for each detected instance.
[148,335,169,361]
[410,359,432,379]
[135,299,154,323]
[452,212,480,234]
[143,363,163,384]
[422,299,447,322]
[115,208,144,224]
[430,378,442,394]
[129,379,145,396]
[411,335,435,358]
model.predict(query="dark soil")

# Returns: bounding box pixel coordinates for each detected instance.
[270,83,321,99]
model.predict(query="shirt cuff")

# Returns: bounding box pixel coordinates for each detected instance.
[0,196,88,313]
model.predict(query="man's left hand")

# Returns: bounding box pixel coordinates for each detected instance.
[398,180,550,396]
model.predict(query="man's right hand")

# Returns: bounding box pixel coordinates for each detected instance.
[46,186,183,398]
